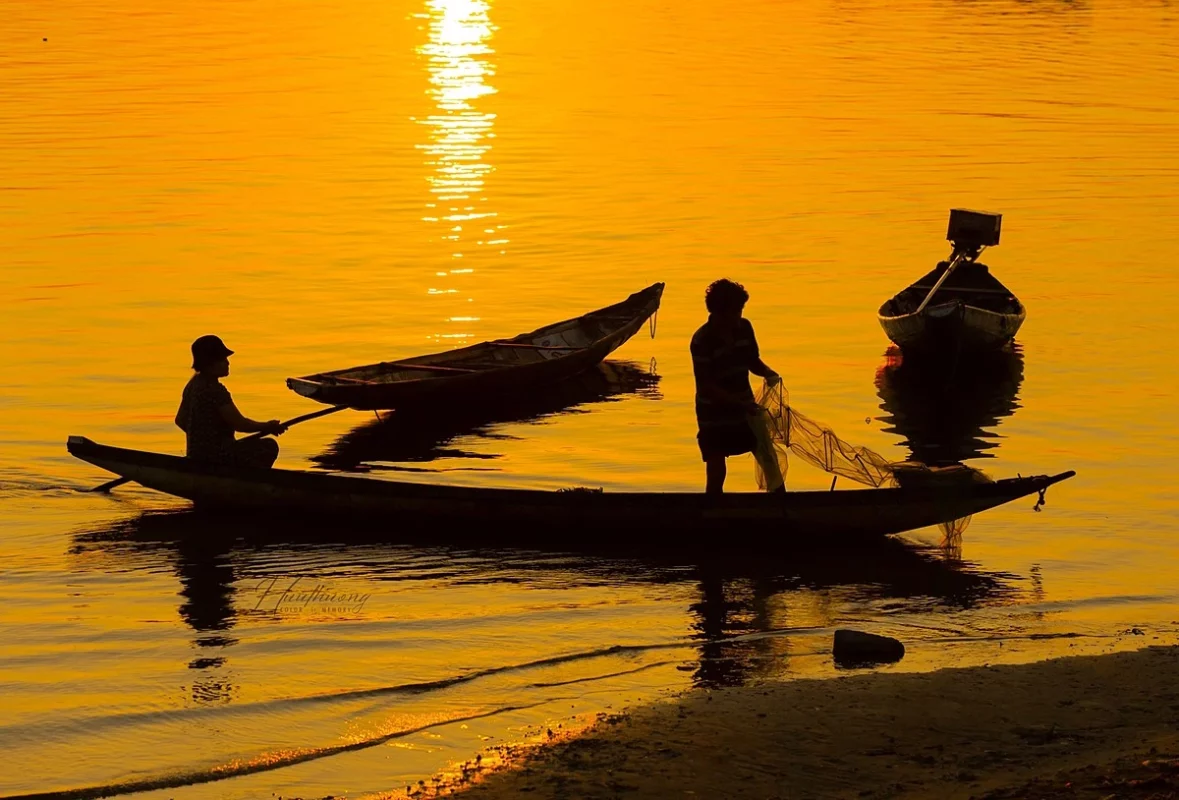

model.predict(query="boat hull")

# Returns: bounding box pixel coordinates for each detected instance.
[879,300,1026,353]
[878,261,1025,354]
[288,283,664,410]
[68,437,1074,543]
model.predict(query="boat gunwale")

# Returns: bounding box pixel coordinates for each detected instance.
[878,301,1027,326]
[877,287,1026,322]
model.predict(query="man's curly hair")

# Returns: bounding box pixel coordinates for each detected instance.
[704,279,749,314]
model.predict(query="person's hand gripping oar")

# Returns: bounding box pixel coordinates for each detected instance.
[87,404,347,494]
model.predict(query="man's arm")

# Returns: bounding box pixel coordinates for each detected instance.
[218,401,287,435]
[745,322,780,385]
[751,358,779,382]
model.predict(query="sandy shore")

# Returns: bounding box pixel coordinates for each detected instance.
[450,646,1179,799]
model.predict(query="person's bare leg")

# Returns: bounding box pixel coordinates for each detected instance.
[705,457,727,495]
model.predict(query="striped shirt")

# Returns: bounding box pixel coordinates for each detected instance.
[176,373,236,460]
[690,317,759,428]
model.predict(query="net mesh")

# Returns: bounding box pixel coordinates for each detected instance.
[751,380,987,537]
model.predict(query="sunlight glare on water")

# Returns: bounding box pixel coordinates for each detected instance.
[2,0,1179,796]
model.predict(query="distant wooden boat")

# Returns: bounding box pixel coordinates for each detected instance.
[67,436,1075,541]
[878,260,1026,353]
[287,283,664,410]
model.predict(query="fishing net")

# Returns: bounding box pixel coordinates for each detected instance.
[753,382,894,490]
[750,380,987,538]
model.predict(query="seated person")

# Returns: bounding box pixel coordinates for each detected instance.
[175,335,286,468]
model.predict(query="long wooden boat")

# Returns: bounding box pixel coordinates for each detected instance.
[878,260,1026,353]
[287,283,664,410]
[68,436,1075,543]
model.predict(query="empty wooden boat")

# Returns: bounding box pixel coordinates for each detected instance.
[67,436,1075,542]
[287,283,664,410]
[878,261,1025,353]
[879,209,1025,354]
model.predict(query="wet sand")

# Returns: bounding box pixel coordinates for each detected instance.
[452,646,1179,799]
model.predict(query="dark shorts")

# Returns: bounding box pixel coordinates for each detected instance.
[190,437,280,469]
[697,422,757,462]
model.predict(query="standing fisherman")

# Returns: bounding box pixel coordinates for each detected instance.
[690,279,782,494]
[175,335,287,468]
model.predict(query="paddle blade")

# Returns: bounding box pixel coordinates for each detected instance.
[88,476,131,493]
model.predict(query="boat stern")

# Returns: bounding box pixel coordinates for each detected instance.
[67,435,97,457]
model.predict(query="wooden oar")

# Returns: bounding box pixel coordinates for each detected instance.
[912,250,967,316]
[912,243,996,315]
[88,404,348,494]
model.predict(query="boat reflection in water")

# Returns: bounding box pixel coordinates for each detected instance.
[312,359,661,472]
[875,344,1024,466]
[70,510,1020,692]
[65,352,1031,698]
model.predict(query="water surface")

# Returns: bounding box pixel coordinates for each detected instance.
[2,0,1178,796]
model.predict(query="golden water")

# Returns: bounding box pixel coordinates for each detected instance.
[3,0,1179,796]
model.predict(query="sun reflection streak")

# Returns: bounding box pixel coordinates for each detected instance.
[415,0,502,341]
[416,0,498,221]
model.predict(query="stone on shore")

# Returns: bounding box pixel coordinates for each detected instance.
[833,628,905,667]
